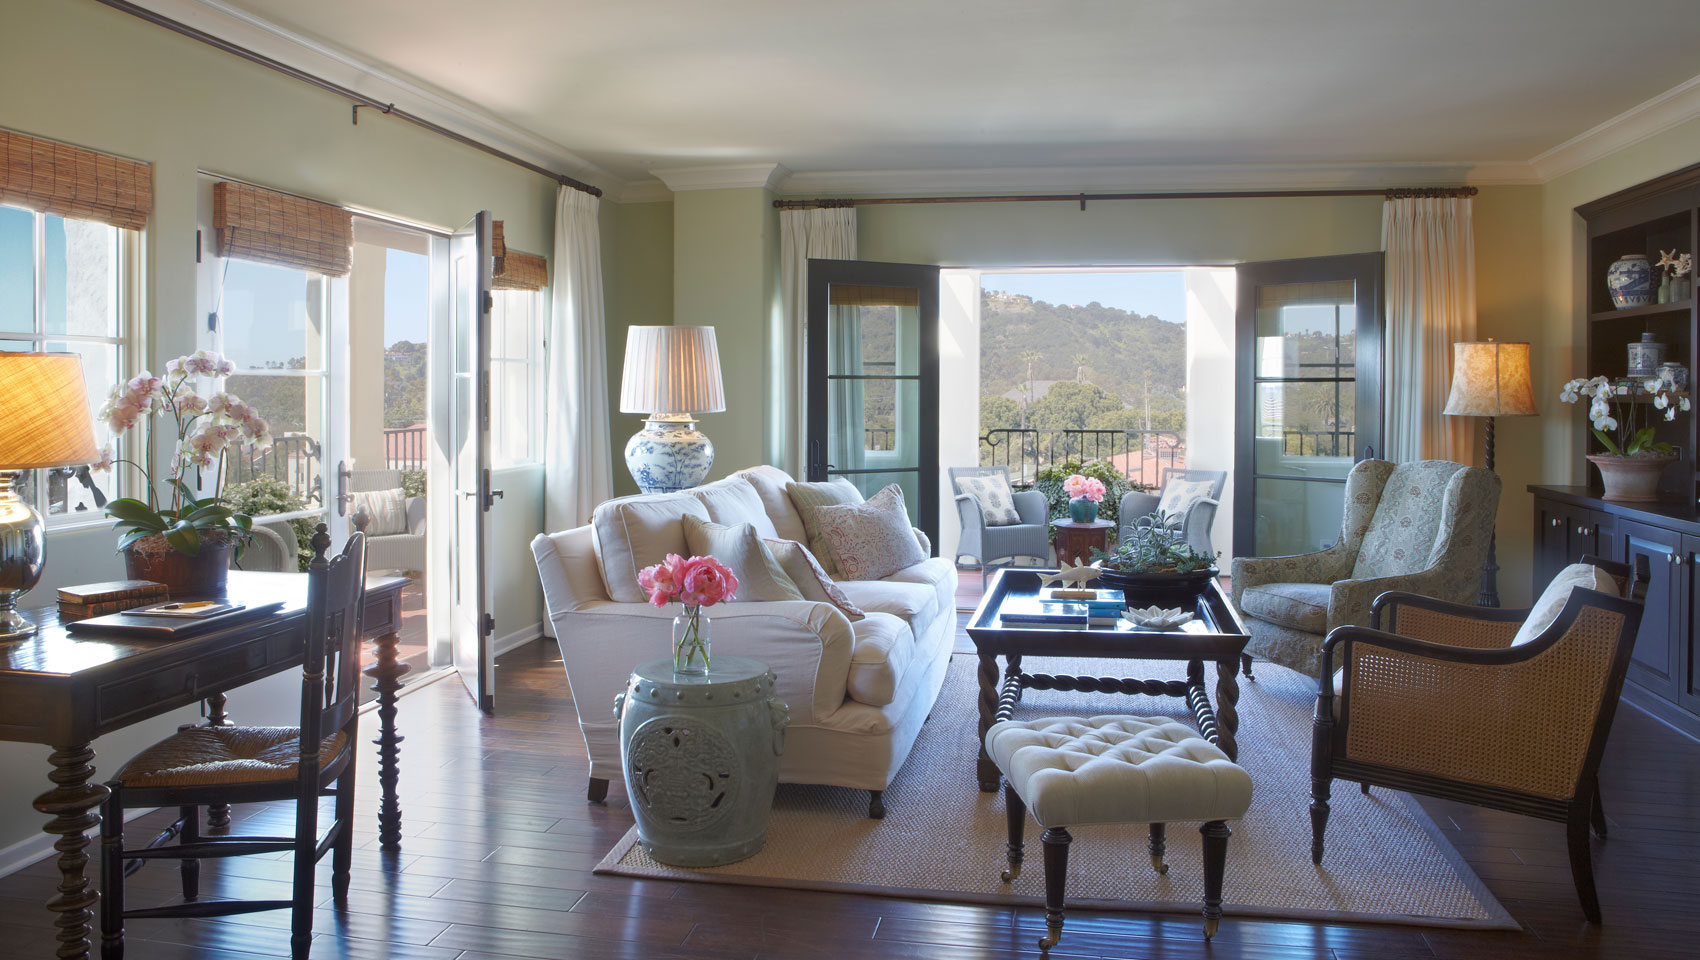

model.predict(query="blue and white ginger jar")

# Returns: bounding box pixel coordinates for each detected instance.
[1607,254,1653,309]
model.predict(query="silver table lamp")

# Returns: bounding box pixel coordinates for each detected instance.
[618,326,727,494]
[0,351,101,640]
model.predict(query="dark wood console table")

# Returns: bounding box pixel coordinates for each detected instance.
[0,571,409,960]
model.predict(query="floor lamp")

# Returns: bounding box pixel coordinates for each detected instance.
[1443,340,1536,607]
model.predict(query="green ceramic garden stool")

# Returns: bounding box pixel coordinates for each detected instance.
[615,655,789,866]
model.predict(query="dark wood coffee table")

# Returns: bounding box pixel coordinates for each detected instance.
[965,568,1250,791]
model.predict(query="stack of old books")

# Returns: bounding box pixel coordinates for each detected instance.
[57,580,168,622]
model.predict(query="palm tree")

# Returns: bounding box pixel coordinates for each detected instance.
[1072,353,1088,382]
[1019,350,1042,429]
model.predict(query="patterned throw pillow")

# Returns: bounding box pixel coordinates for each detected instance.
[681,516,804,602]
[764,538,866,621]
[956,473,1021,526]
[784,477,864,576]
[813,484,927,581]
[1156,478,1215,525]
[351,488,409,536]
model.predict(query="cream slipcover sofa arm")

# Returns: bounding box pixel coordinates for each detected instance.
[554,599,855,725]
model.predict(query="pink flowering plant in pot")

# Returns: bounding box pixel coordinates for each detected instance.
[638,554,739,675]
[1062,473,1107,523]
[95,350,276,591]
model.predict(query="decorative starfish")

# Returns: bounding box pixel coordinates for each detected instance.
[1037,559,1100,589]
[1656,249,1681,271]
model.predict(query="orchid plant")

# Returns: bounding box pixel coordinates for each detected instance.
[1560,375,1690,458]
[96,349,275,557]
[638,554,739,673]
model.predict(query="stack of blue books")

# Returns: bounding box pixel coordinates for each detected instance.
[1045,587,1126,619]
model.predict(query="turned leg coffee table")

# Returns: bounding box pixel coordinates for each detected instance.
[965,568,1250,792]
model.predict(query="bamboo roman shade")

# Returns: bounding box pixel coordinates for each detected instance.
[212,180,353,276]
[0,129,153,231]
[491,219,548,291]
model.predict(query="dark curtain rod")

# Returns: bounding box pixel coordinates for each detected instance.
[774,185,1477,209]
[92,0,602,198]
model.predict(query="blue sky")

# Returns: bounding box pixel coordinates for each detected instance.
[980,271,1186,324]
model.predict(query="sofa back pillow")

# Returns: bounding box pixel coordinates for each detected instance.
[785,477,864,576]
[689,476,780,540]
[590,492,710,602]
[351,487,409,536]
[734,465,807,543]
[681,515,804,602]
[813,483,927,581]
[764,538,866,621]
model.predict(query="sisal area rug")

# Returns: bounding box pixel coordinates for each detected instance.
[596,654,1518,930]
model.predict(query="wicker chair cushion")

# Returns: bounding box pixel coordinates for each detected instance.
[956,472,1021,526]
[116,725,347,788]
[985,715,1253,828]
[1511,563,1621,647]
[1238,582,1330,634]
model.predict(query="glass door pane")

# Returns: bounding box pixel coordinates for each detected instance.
[448,212,494,713]
[807,261,941,548]
[1235,254,1383,556]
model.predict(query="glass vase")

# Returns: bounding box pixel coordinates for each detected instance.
[672,605,712,677]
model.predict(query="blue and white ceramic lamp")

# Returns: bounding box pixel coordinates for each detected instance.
[618,325,726,494]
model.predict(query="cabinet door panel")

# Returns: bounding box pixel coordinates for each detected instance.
[1622,521,1680,698]
[1533,499,1571,594]
[1682,536,1700,716]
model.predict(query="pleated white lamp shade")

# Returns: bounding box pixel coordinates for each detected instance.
[619,326,727,415]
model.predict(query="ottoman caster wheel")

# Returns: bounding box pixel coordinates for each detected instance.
[1150,854,1169,875]
[1038,923,1062,951]
[1204,916,1220,940]
[999,863,1020,883]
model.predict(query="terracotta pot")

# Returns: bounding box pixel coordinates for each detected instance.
[123,536,233,598]
[1586,453,1673,502]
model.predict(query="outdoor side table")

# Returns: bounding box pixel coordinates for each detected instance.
[615,655,789,866]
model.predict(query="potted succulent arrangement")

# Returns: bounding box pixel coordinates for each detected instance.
[95,350,275,596]
[1089,510,1219,607]
[1560,375,1690,502]
[637,553,739,676]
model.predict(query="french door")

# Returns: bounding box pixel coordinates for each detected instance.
[805,259,941,550]
[442,211,496,713]
[1234,252,1384,557]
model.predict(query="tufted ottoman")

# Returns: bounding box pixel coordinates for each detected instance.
[985,714,1254,950]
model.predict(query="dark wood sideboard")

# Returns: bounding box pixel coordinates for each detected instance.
[1530,485,1700,738]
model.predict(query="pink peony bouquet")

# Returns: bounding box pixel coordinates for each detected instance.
[1063,474,1107,502]
[638,554,738,674]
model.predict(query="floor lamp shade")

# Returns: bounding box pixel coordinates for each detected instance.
[1442,341,1536,418]
[0,351,101,641]
[618,327,727,494]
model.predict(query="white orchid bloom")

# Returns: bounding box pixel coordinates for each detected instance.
[1681,397,1692,412]
[1666,407,1678,422]
[1655,393,1669,409]
[1594,414,1618,431]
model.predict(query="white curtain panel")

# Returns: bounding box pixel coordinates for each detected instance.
[1383,196,1476,463]
[544,186,613,534]
[778,207,855,475]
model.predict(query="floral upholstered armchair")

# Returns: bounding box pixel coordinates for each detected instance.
[1230,459,1501,675]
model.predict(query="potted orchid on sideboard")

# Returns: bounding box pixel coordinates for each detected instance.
[96,350,275,596]
[1559,375,1691,502]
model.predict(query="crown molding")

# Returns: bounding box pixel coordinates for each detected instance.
[123,0,624,194]
[1530,73,1700,183]
[610,179,675,204]
[774,160,1539,197]
[649,163,790,192]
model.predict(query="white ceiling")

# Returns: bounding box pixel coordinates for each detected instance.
[193,0,1700,188]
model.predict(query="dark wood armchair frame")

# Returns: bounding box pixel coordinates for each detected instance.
[1311,555,1645,924]
[99,527,367,960]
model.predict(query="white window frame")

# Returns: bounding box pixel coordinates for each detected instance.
[489,286,545,467]
[2,203,142,530]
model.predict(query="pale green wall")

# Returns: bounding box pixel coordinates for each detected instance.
[607,201,675,496]
[0,0,571,860]
[671,188,776,480]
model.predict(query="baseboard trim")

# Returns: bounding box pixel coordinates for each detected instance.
[494,622,545,658]
[0,805,160,880]
[1621,680,1700,743]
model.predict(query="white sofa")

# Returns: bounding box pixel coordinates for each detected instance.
[531,465,957,819]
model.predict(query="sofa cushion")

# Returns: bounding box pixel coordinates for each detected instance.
[590,492,710,603]
[1239,582,1330,634]
[845,612,915,707]
[785,477,864,576]
[765,538,865,620]
[1511,562,1622,647]
[885,558,957,622]
[734,466,807,543]
[813,484,926,581]
[836,578,938,635]
[681,515,803,602]
[352,487,408,536]
[689,476,779,540]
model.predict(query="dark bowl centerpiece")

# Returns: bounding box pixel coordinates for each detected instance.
[1090,510,1220,608]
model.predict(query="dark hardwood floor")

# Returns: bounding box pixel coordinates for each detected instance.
[1,594,1696,959]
